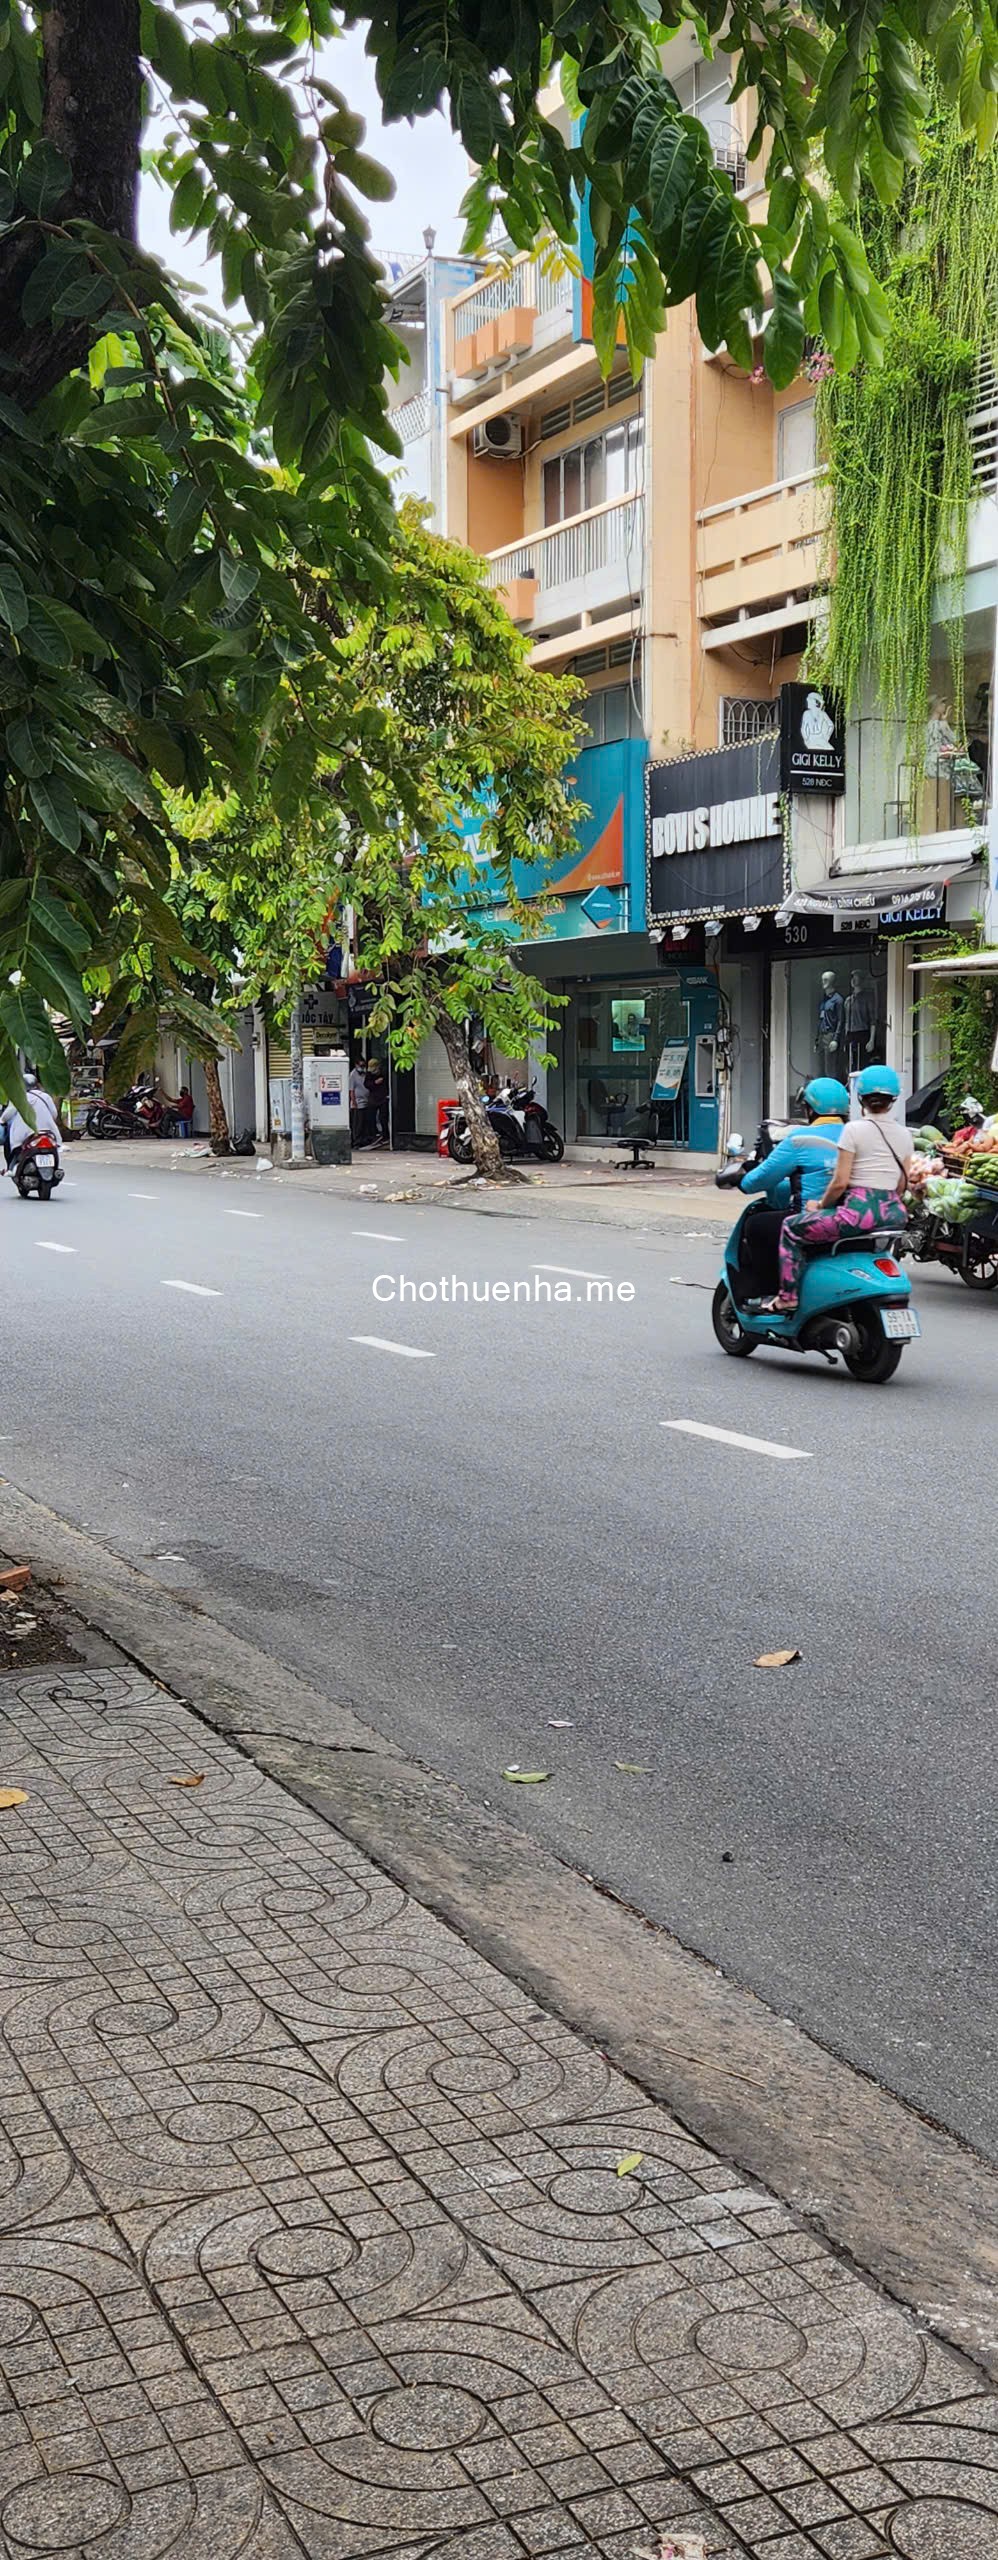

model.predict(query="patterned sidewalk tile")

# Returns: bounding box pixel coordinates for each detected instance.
[0,1663,995,2558]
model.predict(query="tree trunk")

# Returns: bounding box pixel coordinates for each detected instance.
[203,1054,230,1156]
[436,1013,507,1180]
[289,993,307,1166]
[0,0,143,407]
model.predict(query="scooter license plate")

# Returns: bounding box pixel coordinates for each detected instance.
[881,1307,920,1340]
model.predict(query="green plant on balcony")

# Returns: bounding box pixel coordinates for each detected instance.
[815,89,998,809]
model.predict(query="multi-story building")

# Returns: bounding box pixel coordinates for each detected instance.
[433,50,998,1157]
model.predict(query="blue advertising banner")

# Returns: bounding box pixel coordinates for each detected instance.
[460,738,648,944]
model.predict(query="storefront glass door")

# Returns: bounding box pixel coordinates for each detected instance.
[573,974,720,1150]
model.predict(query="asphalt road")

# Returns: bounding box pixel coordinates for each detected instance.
[3,1155,997,2162]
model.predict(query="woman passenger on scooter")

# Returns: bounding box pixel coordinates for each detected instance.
[769,1065,913,1313]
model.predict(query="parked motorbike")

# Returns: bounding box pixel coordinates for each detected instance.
[10,1131,64,1202]
[86,1081,181,1141]
[905,1191,998,1290]
[448,1082,565,1165]
[713,1134,920,1383]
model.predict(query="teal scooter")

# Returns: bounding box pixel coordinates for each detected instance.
[713,1136,921,1385]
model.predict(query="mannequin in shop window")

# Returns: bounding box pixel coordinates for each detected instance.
[844,970,877,1073]
[816,971,843,1064]
[924,699,984,809]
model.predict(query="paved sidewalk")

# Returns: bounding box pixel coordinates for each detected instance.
[1,1659,993,2560]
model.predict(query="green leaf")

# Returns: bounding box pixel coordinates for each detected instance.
[171,166,206,234]
[21,241,88,329]
[28,772,82,853]
[0,562,29,631]
[219,552,260,609]
[52,270,116,324]
[17,140,72,217]
[27,892,90,964]
[647,120,708,247]
[143,2,191,93]
[338,148,396,204]
[764,267,805,388]
[104,1005,161,1098]
[7,715,52,777]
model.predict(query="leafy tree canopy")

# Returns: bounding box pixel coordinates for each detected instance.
[2,0,997,1107]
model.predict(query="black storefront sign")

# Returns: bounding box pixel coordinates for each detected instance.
[646,736,787,922]
[779,682,845,795]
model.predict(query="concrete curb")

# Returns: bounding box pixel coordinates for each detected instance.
[3,1475,994,2378]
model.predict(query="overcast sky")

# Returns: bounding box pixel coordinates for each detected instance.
[139,26,469,294]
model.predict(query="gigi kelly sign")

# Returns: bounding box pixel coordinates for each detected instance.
[646,736,786,922]
[779,682,845,795]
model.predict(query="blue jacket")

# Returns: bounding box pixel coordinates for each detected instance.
[740,1117,845,1213]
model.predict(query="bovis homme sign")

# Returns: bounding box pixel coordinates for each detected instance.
[646,735,786,922]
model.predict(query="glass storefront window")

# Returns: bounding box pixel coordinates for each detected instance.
[846,603,995,842]
[575,980,691,1139]
[784,943,889,1103]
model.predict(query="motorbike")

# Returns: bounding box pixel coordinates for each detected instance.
[905,1189,998,1290]
[10,1131,64,1202]
[86,1081,181,1141]
[713,1131,920,1384]
[448,1081,565,1165]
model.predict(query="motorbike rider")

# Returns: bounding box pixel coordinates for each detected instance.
[0,1069,63,1175]
[770,1063,913,1313]
[738,1077,850,1301]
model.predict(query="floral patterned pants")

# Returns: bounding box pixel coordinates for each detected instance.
[779,1187,907,1304]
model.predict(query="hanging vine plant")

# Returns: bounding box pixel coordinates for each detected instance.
[814,93,998,809]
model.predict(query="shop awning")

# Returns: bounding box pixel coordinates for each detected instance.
[781,861,976,919]
[908,949,998,974]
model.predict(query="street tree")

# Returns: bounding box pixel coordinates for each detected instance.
[3,2,996,1109]
[158,514,582,1176]
[329,508,584,1180]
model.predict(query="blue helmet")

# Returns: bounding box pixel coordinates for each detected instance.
[803,1076,850,1118]
[856,1063,901,1102]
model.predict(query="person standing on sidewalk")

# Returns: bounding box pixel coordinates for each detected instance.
[349,1057,369,1148]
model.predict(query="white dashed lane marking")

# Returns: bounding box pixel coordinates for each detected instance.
[129,1192,158,1201]
[34,1241,76,1255]
[661,1419,812,1462]
[531,1262,610,1282]
[352,1230,404,1242]
[350,1336,435,1360]
[161,1280,222,1299]
[223,1209,263,1219]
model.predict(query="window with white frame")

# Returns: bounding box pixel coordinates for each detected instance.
[776,397,817,481]
[542,418,643,526]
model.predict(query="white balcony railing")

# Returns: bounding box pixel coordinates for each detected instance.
[485,492,643,620]
[393,387,430,444]
[453,252,573,345]
[971,354,998,495]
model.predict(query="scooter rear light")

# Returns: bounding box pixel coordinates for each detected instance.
[875,1257,900,1275]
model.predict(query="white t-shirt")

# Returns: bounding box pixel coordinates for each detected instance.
[837,1113,911,1189]
[1,1088,61,1155]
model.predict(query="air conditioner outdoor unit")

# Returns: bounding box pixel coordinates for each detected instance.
[472,415,523,459]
